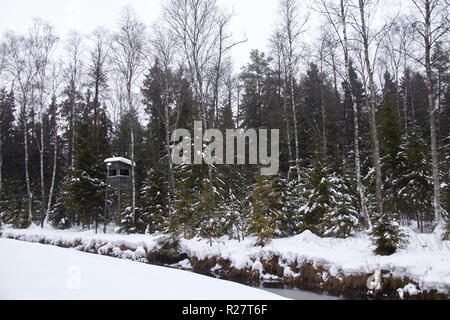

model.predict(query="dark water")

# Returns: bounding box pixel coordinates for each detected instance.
[261,286,343,300]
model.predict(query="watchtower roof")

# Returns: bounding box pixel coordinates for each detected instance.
[104,157,135,167]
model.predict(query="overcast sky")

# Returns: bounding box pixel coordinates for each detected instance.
[0,0,407,71]
[0,0,291,70]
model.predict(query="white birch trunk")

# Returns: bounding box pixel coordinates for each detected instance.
[342,0,371,228]
[39,104,45,227]
[24,120,33,223]
[423,1,442,225]
[45,126,58,226]
[358,0,383,216]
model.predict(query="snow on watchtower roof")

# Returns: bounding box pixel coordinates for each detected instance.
[104,157,136,167]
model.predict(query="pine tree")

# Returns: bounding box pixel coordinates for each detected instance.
[247,175,283,246]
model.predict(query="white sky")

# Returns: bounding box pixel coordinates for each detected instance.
[0,0,288,70]
[0,0,408,72]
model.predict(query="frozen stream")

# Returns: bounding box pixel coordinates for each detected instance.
[261,286,343,300]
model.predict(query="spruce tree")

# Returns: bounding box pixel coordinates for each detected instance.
[55,92,109,231]
[247,175,283,246]
[172,163,202,239]
[278,176,303,236]
[378,73,404,220]
[298,148,331,235]
[140,165,168,235]
[224,165,252,241]
[48,188,72,230]
[320,159,360,238]
[198,177,220,246]
[370,214,409,256]
[397,123,433,231]
[3,180,29,228]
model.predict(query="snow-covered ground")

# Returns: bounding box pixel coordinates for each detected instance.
[0,238,286,300]
[1,225,449,295]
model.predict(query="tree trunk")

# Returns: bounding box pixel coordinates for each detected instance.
[403,61,409,129]
[319,65,327,154]
[131,126,136,227]
[289,62,301,181]
[282,76,294,180]
[71,93,75,169]
[164,68,174,215]
[24,119,33,223]
[424,1,441,225]
[342,0,371,228]
[39,107,45,227]
[45,130,58,226]
[358,0,383,216]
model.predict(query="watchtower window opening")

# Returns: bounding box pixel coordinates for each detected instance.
[120,169,130,176]
[108,170,117,177]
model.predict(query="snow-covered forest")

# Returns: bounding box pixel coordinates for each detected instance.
[0,0,449,296]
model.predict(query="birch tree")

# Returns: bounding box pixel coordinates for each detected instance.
[88,27,111,154]
[409,0,449,226]
[163,0,224,193]
[314,0,371,228]
[279,0,309,181]
[64,31,84,169]
[353,0,388,217]
[5,32,36,223]
[150,24,178,216]
[45,61,64,225]
[112,7,146,228]
[28,18,58,227]
[0,41,6,228]
[270,31,294,179]
[163,0,219,129]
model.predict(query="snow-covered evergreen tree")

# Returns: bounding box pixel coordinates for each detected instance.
[198,177,220,246]
[48,186,72,229]
[278,176,305,237]
[172,163,202,239]
[247,175,283,246]
[140,165,168,234]
[320,159,360,238]
[378,94,404,220]
[397,123,433,231]
[3,180,30,228]
[370,214,409,256]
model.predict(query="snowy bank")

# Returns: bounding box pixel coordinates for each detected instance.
[1,226,449,299]
[0,238,286,300]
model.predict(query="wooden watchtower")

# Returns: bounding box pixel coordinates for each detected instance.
[104,157,135,227]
